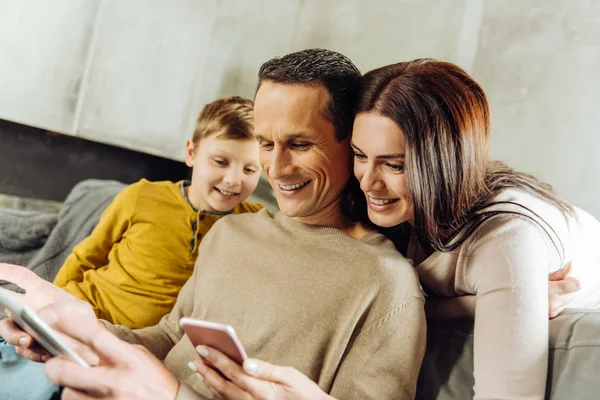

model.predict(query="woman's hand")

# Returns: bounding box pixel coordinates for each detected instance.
[548,262,581,318]
[190,345,334,400]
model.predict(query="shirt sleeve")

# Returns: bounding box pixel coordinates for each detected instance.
[465,215,556,400]
[329,296,426,400]
[101,224,209,360]
[53,183,138,287]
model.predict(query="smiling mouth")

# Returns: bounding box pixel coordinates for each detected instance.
[278,180,311,191]
[215,187,239,197]
[368,196,399,206]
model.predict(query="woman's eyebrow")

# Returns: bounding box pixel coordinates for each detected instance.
[351,143,404,159]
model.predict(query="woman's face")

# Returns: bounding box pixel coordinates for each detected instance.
[351,112,414,227]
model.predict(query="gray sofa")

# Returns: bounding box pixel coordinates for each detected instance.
[417,311,600,399]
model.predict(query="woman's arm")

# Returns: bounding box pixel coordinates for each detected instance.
[466,216,555,399]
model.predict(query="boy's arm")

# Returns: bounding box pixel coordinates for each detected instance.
[53,184,138,287]
[329,297,426,400]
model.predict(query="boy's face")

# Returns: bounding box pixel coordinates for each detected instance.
[185,136,261,212]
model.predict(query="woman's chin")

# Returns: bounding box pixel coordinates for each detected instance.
[367,211,404,228]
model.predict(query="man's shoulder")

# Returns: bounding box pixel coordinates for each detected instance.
[352,233,423,300]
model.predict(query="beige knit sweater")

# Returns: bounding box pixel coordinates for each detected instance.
[105,209,426,400]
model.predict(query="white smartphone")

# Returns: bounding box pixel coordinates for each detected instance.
[180,318,248,365]
[0,288,90,367]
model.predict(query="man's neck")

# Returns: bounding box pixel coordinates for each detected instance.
[292,200,372,240]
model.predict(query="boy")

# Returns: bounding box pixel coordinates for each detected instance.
[52,96,262,329]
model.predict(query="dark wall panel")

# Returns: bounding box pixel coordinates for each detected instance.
[0,119,189,201]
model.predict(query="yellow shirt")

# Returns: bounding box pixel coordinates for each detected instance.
[53,179,262,329]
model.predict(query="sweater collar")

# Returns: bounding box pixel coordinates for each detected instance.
[274,211,381,242]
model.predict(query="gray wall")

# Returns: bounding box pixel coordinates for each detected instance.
[0,0,598,217]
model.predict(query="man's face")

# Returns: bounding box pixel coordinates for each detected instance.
[254,82,352,220]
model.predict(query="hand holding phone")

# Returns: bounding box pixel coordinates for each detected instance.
[180,318,247,364]
[0,288,89,367]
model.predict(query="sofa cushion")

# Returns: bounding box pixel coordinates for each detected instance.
[416,310,600,400]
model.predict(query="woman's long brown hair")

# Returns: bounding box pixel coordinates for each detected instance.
[355,59,573,253]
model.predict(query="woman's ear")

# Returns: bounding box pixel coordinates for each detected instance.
[185,139,196,167]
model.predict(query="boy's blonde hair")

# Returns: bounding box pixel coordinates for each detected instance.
[192,96,254,144]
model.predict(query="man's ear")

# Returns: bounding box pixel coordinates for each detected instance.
[185,139,196,167]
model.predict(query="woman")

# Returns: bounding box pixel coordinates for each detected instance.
[348,59,600,398]
[189,59,600,399]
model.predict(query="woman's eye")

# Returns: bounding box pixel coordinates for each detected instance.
[244,168,257,174]
[386,163,404,172]
[353,152,367,161]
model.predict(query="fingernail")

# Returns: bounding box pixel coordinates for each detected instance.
[196,345,209,358]
[18,337,28,346]
[187,361,197,372]
[244,359,259,376]
[195,372,204,383]
[41,355,50,362]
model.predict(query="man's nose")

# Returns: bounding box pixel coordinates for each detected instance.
[267,148,292,180]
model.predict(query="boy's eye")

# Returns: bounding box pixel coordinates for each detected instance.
[386,163,404,172]
[214,159,228,166]
[353,152,367,161]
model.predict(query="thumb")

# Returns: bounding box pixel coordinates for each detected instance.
[549,262,573,281]
[243,359,293,384]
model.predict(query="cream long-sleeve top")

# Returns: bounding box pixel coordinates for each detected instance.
[409,189,600,400]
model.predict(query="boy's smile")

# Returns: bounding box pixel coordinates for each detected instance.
[185,136,260,212]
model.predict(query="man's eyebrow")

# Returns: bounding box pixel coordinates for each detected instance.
[286,132,312,141]
[256,133,312,142]
[350,143,404,159]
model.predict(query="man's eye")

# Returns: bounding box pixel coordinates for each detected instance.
[353,152,367,161]
[260,141,274,150]
[386,163,404,172]
[291,143,311,150]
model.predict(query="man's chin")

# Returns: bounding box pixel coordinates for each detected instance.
[276,202,308,218]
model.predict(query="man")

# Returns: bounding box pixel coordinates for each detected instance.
[0,48,426,400]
